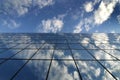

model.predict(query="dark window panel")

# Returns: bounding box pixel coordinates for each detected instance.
[72,50,94,60]
[12,49,38,59]
[0,60,27,80]
[0,49,21,58]
[32,50,54,59]
[13,60,50,80]
[69,43,84,49]
[56,44,69,49]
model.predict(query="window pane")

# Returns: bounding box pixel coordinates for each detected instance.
[0,60,27,80]
[48,60,80,80]
[54,50,72,59]
[13,60,50,80]
[72,50,94,60]
[76,61,115,80]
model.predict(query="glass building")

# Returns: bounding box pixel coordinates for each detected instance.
[0,33,120,80]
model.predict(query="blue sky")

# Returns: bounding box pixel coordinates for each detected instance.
[0,0,120,33]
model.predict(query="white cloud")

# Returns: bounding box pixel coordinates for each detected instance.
[2,19,20,29]
[92,33,109,44]
[84,2,94,12]
[1,0,31,16]
[37,17,64,33]
[34,0,54,8]
[81,38,90,44]
[94,0,118,25]
[73,17,93,33]
[0,0,54,16]
[73,0,118,33]
[73,21,83,33]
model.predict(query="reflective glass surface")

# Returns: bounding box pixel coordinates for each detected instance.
[0,33,119,80]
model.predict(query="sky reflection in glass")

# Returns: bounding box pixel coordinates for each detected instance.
[0,33,119,80]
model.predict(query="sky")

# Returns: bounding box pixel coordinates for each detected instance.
[0,0,120,33]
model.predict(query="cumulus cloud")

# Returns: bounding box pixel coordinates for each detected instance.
[0,0,54,16]
[81,37,90,44]
[0,0,31,16]
[94,0,118,25]
[92,33,109,44]
[2,19,20,29]
[73,0,118,33]
[37,17,64,33]
[84,2,94,12]
[73,17,93,33]
[34,0,54,8]
[73,21,83,33]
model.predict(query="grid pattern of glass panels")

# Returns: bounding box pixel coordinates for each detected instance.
[0,33,120,80]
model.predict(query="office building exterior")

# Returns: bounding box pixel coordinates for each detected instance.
[0,33,119,80]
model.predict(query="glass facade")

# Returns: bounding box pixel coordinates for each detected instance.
[0,33,120,80]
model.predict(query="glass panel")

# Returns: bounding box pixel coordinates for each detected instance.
[95,43,118,49]
[45,39,57,43]
[0,49,21,58]
[76,61,116,80]
[110,43,120,49]
[88,50,117,60]
[72,50,94,60]
[67,39,80,43]
[32,50,54,59]
[53,50,72,59]
[0,60,4,63]
[27,44,43,49]
[13,60,50,80]
[100,61,120,79]
[56,44,69,49]
[12,49,38,59]
[13,44,30,48]
[0,48,8,53]
[69,43,84,49]
[41,43,54,49]
[48,60,80,80]
[104,50,120,59]
[57,39,67,43]
[0,60,27,80]
[81,43,97,49]
[0,43,17,48]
